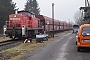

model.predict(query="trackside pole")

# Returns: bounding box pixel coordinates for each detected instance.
[52,3,54,38]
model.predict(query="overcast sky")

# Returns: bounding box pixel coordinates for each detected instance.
[12,0,86,23]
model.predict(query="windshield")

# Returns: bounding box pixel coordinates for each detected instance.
[18,12,22,15]
[25,12,30,16]
[73,25,79,28]
[82,27,90,36]
[18,11,30,16]
[73,28,78,31]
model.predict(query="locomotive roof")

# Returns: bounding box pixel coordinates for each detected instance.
[18,10,30,13]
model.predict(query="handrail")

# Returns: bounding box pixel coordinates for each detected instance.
[6,20,32,28]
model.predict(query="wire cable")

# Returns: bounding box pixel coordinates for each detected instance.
[46,0,52,3]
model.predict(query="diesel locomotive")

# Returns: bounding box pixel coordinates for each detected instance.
[3,10,43,39]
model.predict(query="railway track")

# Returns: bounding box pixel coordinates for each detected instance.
[0,39,23,51]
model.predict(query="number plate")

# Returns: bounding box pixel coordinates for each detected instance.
[83,40,90,42]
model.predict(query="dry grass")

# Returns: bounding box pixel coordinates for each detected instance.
[0,37,11,42]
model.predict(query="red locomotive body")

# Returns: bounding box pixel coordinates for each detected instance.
[4,10,43,39]
[8,11,39,28]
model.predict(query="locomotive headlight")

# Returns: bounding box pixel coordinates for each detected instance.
[10,18,20,20]
[22,28,24,29]
[4,28,6,30]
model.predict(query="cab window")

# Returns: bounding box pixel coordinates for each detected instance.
[25,12,30,16]
[18,12,22,15]
[18,11,30,16]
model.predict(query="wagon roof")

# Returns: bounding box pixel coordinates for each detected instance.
[36,15,52,20]
[36,15,67,23]
[36,15,60,21]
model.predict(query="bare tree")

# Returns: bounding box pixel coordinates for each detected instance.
[74,10,84,25]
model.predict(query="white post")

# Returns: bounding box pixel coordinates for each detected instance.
[3,25,7,38]
[22,25,26,36]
